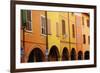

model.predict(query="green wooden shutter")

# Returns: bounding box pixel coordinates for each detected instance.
[21,10,27,27]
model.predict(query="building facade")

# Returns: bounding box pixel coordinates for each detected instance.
[21,10,90,62]
[59,12,70,61]
[47,12,60,61]
[82,13,90,60]
[75,13,83,60]
[21,10,47,62]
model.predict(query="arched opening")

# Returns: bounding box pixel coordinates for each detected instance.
[78,51,83,60]
[84,51,90,60]
[62,47,69,61]
[48,46,60,61]
[71,48,76,60]
[28,48,44,62]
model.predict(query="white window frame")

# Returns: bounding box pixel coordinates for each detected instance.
[40,15,46,36]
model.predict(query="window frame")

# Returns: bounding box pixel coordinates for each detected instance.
[83,34,86,44]
[25,10,32,32]
[87,19,90,27]
[72,24,75,38]
[62,19,66,35]
[40,15,46,36]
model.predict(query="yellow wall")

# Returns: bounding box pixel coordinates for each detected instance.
[47,12,70,57]
[47,12,79,60]
[59,12,70,57]
[47,12,60,55]
[69,13,77,55]
[59,12,69,42]
[69,13,76,43]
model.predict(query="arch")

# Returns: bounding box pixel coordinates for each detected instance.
[70,48,76,60]
[84,51,90,60]
[78,51,83,60]
[28,48,44,62]
[62,47,69,61]
[48,46,60,61]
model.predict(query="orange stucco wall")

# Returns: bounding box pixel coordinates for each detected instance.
[76,14,83,52]
[21,10,46,62]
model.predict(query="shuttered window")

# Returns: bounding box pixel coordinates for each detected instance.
[83,34,86,44]
[82,16,84,25]
[21,10,27,27]
[87,19,90,27]
[72,24,75,38]
[56,22,59,37]
[62,20,66,35]
[48,19,51,35]
[88,36,90,44]
[21,10,32,31]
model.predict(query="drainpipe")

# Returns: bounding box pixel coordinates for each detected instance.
[45,11,49,61]
[68,12,71,60]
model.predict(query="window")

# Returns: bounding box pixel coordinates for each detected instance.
[48,19,51,35]
[82,16,84,25]
[26,10,32,31]
[21,10,32,31]
[72,24,75,38]
[21,10,27,27]
[83,34,86,44]
[41,15,46,35]
[87,19,90,27]
[88,36,90,44]
[62,20,66,35]
[56,22,59,37]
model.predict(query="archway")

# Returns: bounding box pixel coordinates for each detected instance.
[78,51,83,60]
[62,47,69,61]
[48,46,60,61]
[71,48,76,60]
[28,48,44,62]
[84,51,90,60]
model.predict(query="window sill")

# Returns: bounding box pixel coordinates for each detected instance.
[41,34,47,37]
[25,30,32,33]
